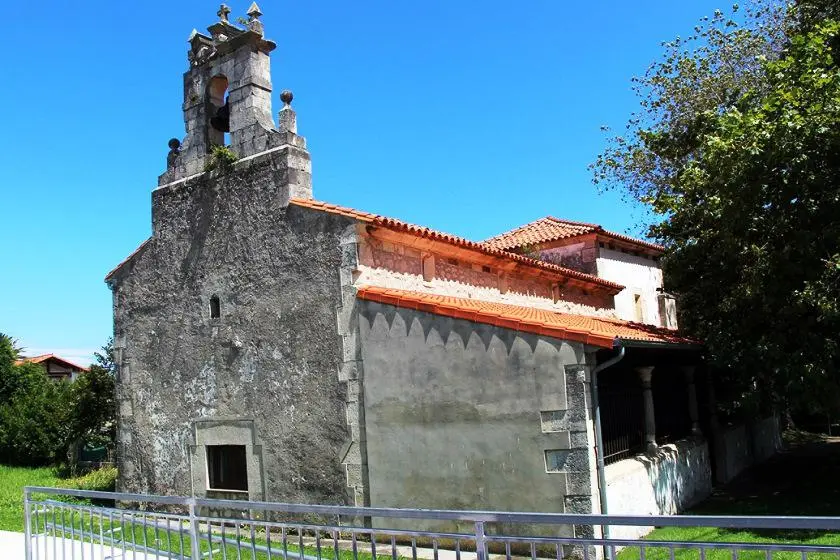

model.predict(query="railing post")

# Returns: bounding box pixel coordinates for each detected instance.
[23,487,32,560]
[474,521,486,560]
[188,498,202,560]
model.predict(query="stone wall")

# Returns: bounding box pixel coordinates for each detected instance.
[714,416,782,483]
[604,438,712,540]
[357,299,599,535]
[110,152,355,505]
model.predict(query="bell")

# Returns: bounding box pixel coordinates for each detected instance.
[210,99,230,132]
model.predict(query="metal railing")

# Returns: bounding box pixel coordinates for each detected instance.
[600,382,646,464]
[23,486,840,560]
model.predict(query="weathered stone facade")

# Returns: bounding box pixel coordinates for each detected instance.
[111,158,357,502]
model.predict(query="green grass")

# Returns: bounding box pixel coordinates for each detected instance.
[0,465,62,532]
[0,464,117,532]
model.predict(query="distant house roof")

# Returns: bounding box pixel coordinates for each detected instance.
[356,285,695,349]
[482,216,665,253]
[15,354,90,373]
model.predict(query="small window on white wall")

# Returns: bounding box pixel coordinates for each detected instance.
[634,293,644,322]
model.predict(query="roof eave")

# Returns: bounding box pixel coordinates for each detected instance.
[105,238,152,285]
[613,337,703,351]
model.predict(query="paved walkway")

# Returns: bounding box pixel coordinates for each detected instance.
[0,529,143,560]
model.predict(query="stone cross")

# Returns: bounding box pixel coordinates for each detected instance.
[217,4,231,23]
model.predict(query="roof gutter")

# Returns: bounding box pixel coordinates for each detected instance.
[615,338,703,351]
[590,340,626,560]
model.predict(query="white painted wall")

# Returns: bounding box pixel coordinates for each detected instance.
[604,438,712,540]
[596,249,664,325]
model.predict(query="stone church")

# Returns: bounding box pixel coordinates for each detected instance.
[107,5,710,527]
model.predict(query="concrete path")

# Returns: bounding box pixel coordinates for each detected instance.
[0,529,149,560]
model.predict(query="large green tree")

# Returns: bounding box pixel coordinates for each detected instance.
[0,336,69,465]
[593,4,840,418]
[62,340,116,471]
[0,335,116,467]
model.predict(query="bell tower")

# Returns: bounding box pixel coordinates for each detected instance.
[159,3,312,202]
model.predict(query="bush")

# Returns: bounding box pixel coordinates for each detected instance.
[66,466,118,492]
[204,144,238,172]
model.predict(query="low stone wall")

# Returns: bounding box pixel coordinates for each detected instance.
[714,415,782,483]
[604,438,712,540]
[719,425,752,481]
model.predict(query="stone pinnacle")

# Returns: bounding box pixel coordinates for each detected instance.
[247,2,263,19]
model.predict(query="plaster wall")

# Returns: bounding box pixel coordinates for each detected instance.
[604,438,712,540]
[110,152,354,505]
[358,300,599,535]
[595,249,663,325]
[356,236,616,319]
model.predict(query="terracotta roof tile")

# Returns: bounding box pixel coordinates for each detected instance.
[107,199,631,293]
[15,354,90,373]
[356,285,697,349]
[483,216,665,253]
[289,198,624,291]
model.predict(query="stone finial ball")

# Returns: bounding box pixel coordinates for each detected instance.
[168,138,181,150]
[280,90,294,105]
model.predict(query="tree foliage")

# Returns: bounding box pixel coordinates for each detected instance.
[0,336,116,467]
[0,338,68,465]
[592,1,790,210]
[593,2,840,417]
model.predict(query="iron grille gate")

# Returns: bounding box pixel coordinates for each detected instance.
[23,486,840,560]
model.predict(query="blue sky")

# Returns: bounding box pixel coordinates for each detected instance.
[0,1,727,365]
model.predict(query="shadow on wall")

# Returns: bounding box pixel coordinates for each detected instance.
[644,440,712,515]
[605,438,712,540]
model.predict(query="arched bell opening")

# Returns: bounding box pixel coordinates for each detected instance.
[207,75,230,149]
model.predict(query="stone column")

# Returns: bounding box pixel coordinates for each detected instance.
[637,366,657,453]
[683,365,702,436]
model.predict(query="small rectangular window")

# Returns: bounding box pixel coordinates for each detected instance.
[207,445,248,491]
[210,295,221,319]
[482,265,492,273]
[447,258,459,266]
[634,293,644,322]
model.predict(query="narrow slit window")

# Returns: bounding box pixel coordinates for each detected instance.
[206,445,248,491]
[634,293,644,322]
[210,295,221,319]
